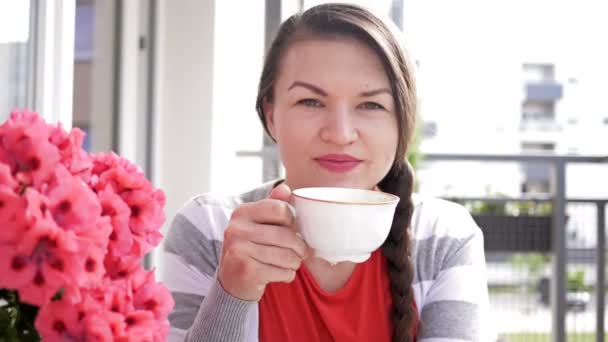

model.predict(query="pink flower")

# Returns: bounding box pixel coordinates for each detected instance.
[104,253,141,280]
[91,153,147,193]
[123,267,173,341]
[2,219,81,306]
[23,187,52,225]
[83,311,122,342]
[35,296,84,342]
[92,152,142,175]
[0,185,27,243]
[120,310,159,342]
[49,123,93,180]
[102,280,134,315]
[0,162,18,190]
[1,110,171,342]
[0,191,105,305]
[121,188,165,255]
[98,186,133,256]
[18,140,61,187]
[122,188,166,234]
[75,235,109,288]
[0,110,61,186]
[79,291,120,342]
[0,243,36,292]
[80,281,133,340]
[46,167,102,234]
[0,110,50,146]
[1,138,60,187]
[132,231,163,257]
[36,288,131,342]
[132,272,174,320]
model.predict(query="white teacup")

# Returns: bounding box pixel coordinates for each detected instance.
[290,187,400,264]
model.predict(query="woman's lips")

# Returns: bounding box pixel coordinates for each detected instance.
[314,154,362,173]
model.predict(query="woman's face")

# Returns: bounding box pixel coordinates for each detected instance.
[264,36,399,190]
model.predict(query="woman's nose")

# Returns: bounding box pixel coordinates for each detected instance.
[319,105,358,146]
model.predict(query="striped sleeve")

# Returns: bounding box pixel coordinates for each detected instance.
[411,198,494,342]
[160,198,257,342]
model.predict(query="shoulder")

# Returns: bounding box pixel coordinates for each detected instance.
[409,194,484,279]
[411,193,480,241]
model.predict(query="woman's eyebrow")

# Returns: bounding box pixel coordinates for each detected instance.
[288,81,328,96]
[288,81,392,98]
[359,88,392,97]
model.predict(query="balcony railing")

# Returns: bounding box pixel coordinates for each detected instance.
[423,153,608,342]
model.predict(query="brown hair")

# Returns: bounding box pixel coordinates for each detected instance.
[255,3,418,341]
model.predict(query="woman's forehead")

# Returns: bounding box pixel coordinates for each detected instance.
[283,36,381,67]
[276,36,390,90]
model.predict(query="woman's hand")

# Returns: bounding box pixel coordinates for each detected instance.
[217,184,309,301]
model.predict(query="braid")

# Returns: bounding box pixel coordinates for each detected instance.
[379,161,417,342]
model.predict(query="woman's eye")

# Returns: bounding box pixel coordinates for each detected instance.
[359,102,385,110]
[297,99,322,107]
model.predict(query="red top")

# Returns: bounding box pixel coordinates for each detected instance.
[259,250,418,341]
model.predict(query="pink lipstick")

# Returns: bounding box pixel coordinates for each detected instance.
[315,154,362,173]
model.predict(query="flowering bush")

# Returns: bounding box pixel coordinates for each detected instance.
[0,110,173,341]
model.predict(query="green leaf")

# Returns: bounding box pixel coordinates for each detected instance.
[0,290,15,306]
[0,306,20,342]
[18,302,39,325]
[16,328,40,342]
[0,307,12,334]
[0,291,42,342]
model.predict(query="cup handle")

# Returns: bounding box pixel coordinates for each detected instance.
[286,202,297,218]
[285,203,304,240]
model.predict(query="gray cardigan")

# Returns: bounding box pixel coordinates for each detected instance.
[160,181,492,341]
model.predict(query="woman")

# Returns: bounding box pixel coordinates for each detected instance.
[161,3,490,342]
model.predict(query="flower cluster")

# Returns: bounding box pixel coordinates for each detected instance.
[0,110,173,341]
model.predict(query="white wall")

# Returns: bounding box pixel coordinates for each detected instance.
[154,0,270,219]
[154,0,216,233]
[209,0,265,196]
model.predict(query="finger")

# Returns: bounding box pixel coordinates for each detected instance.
[268,183,291,202]
[237,222,309,259]
[253,262,297,284]
[270,183,296,220]
[246,242,302,270]
[235,199,295,227]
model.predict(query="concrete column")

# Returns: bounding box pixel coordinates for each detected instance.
[153,0,216,229]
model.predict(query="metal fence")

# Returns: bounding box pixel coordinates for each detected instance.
[424,153,607,342]
[446,197,606,341]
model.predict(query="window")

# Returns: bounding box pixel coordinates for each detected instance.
[73,0,96,151]
[520,142,554,194]
[0,1,34,120]
[523,63,555,83]
[522,101,555,121]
